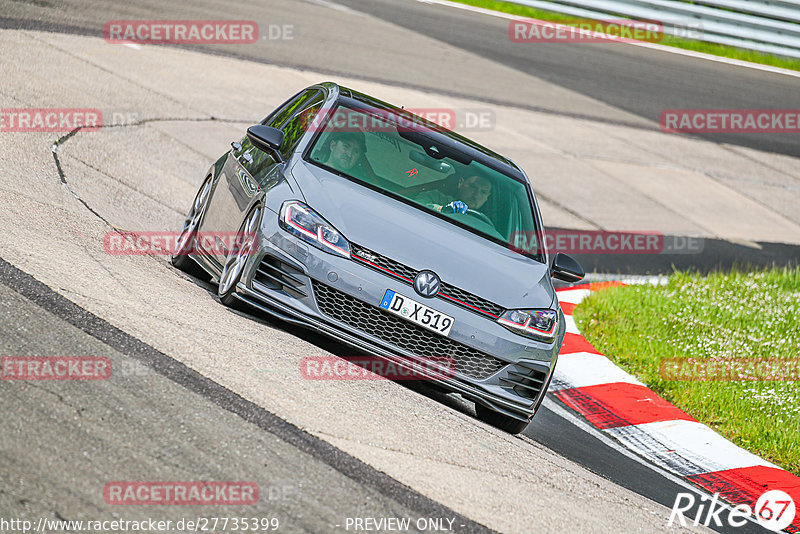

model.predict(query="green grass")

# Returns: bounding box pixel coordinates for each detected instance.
[573,268,800,475]
[453,0,800,72]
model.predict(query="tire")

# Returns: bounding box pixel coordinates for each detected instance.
[475,403,530,434]
[172,176,213,279]
[218,206,262,307]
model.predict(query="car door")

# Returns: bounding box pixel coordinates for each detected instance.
[201,89,326,267]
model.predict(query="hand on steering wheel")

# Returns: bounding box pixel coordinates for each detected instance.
[442,202,495,228]
[443,200,469,214]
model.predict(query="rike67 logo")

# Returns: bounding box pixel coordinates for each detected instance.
[669,490,796,531]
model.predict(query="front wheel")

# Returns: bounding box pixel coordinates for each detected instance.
[218,206,262,307]
[172,176,212,278]
[475,403,529,434]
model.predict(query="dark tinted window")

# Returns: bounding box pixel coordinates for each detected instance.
[237,89,324,182]
[265,89,321,129]
[305,104,542,261]
[280,94,324,157]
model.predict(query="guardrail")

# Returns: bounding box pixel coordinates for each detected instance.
[508,0,800,59]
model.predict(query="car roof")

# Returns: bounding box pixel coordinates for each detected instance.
[317,83,528,184]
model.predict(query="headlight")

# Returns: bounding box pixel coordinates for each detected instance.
[497,309,558,342]
[279,201,351,257]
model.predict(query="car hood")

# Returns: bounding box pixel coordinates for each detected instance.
[289,160,555,310]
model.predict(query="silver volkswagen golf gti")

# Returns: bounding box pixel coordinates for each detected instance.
[173,82,584,434]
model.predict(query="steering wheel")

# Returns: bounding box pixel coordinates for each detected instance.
[442,203,494,226]
[465,209,494,227]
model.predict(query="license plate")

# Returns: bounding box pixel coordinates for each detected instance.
[379,290,454,336]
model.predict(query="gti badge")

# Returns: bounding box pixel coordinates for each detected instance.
[354,249,377,263]
[414,270,441,298]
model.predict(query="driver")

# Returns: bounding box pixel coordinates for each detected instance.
[415,172,493,214]
[324,131,365,171]
[322,130,378,180]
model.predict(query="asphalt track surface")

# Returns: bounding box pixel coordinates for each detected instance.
[4,0,799,272]
[0,260,487,533]
[3,0,800,157]
[334,0,800,157]
[0,0,796,532]
[0,255,771,533]
[558,234,800,275]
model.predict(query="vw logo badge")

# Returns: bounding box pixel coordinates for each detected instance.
[413,270,441,298]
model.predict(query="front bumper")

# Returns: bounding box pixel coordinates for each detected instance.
[226,219,563,422]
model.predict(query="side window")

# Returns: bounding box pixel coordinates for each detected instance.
[234,89,325,183]
[279,95,325,157]
[265,89,321,129]
[259,89,303,127]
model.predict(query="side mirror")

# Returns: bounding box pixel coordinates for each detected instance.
[550,252,585,283]
[246,125,285,161]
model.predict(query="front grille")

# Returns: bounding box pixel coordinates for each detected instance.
[349,243,505,318]
[499,363,548,401]
[437,282,503,317]
[350,243,417,281]
[253,255,307,298]
[312,281,506,380]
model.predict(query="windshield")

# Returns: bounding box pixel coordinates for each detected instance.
[304,104,543,261]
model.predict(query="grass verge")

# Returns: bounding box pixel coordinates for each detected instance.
[573,268,800,475]
[452,0,800,72]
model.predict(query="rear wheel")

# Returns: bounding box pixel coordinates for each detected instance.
[172,176,212,278]
[218,206,262,307]
[475,403,530,434]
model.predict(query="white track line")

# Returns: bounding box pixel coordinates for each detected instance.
[305,0,357,13]
[414,0,800,79]
[552,352,644,390]
[583,273,668,286]
[542,396,766,528]
[547,280,786,528]
[563,314,580,334]
[555,288,591,304]
[606,420,778,476]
